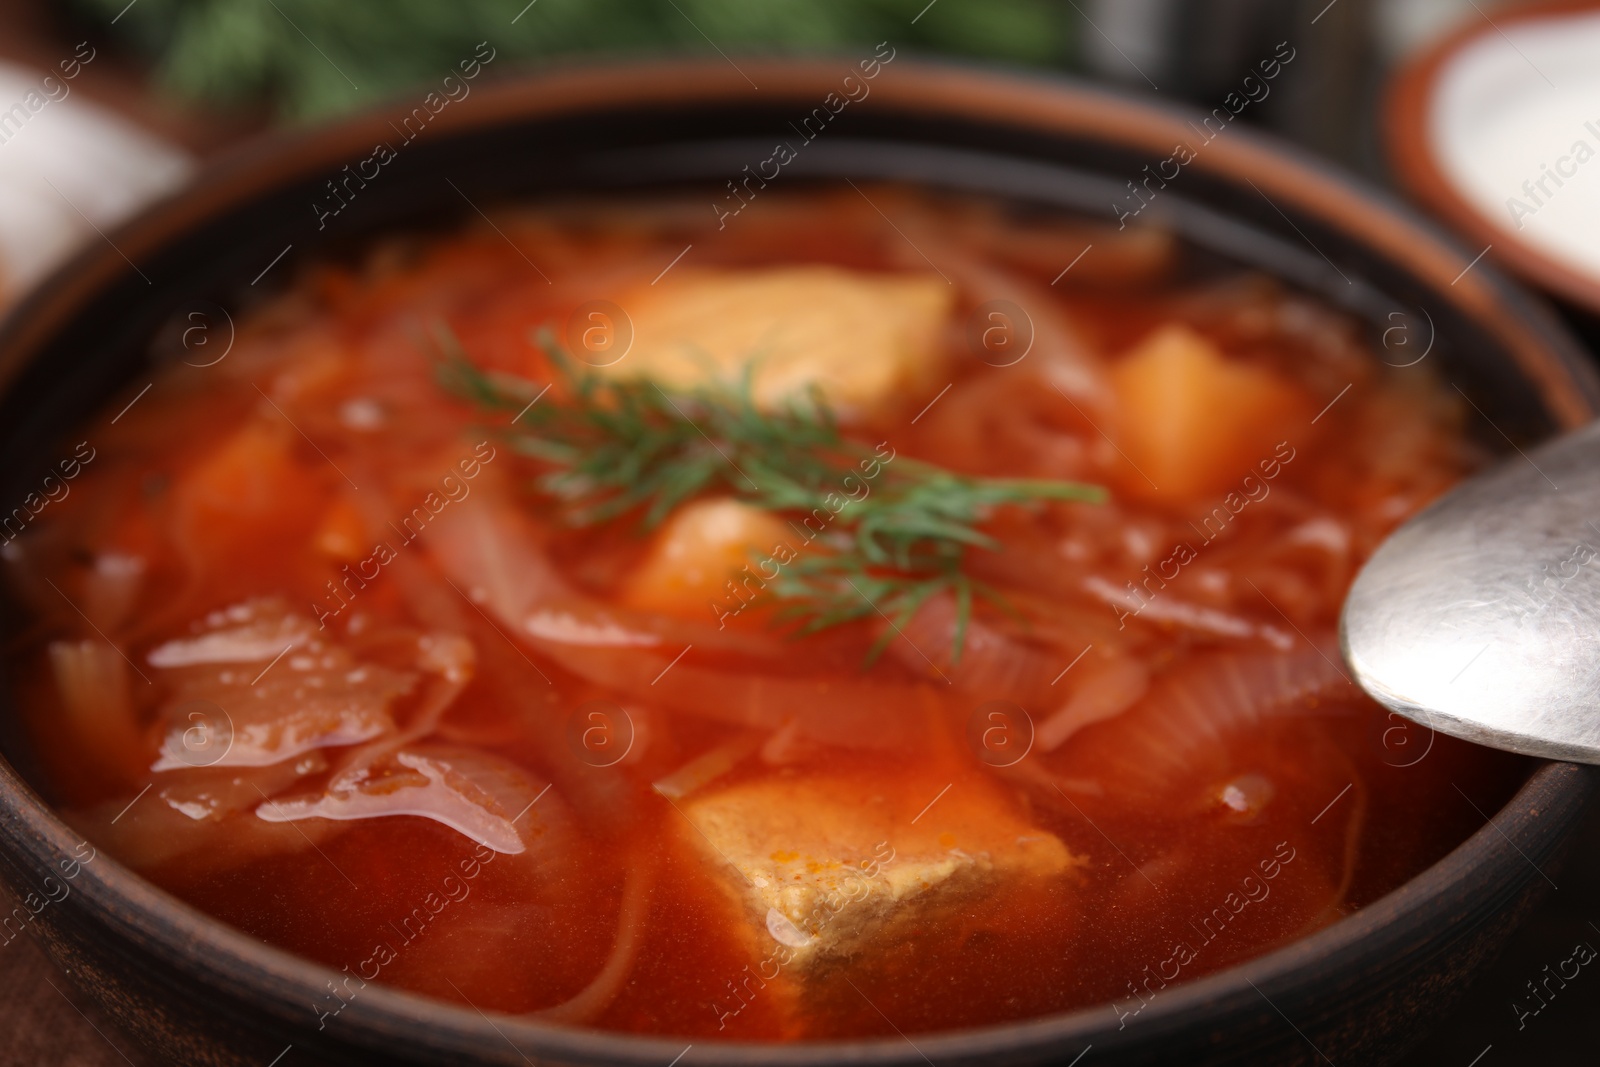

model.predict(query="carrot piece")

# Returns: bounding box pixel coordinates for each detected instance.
[314,493,368,561]
[170,418,317,559]
[177,420,300,516]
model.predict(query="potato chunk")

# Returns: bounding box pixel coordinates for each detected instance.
[675,771,1076,974]
[619,498,794,619]
[1111,324,1311,503]
[601,267,951,416]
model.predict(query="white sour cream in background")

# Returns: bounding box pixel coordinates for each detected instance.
[1430,11,1600,287]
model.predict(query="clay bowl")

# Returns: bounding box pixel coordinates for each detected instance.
[0,57,1595,1067]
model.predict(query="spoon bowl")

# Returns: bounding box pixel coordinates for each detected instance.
[1343,420,1600,763]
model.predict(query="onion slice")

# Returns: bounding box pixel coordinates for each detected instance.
[1037,655,1150,752]
[652,734,763,799]
[49,639,146,787]
[532,851,656,1025]
[1052,643,1357,804]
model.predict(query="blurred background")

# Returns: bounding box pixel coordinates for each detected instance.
[2,0,1586,319]
[0,0,1526,159]
[0,0,1573,294]
[0,0,1596,1064]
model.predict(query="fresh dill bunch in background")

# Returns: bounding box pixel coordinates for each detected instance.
[75,0,1076,120]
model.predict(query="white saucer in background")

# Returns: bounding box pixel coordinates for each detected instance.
[0,61,190,306]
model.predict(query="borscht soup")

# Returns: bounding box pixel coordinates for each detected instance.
[7,188,1522,1040]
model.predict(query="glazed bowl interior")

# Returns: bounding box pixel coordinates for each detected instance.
[0,58,1596,1067]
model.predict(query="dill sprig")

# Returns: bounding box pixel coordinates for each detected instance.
[436,325,1106,662]
[766,554,992,666]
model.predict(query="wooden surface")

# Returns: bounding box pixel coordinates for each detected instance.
[0,933,147,1067]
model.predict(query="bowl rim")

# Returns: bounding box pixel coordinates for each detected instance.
[1,54,1597,1065]
[1386,0,1600,314]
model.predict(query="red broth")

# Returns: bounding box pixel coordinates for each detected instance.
[8,188,1523,1039]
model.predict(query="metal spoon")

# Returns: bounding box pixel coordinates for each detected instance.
[1342,421,1600,763]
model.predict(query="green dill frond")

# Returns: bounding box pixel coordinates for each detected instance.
[435,322,1106,663]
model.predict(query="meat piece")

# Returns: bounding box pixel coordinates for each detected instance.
[674,770,1076,974]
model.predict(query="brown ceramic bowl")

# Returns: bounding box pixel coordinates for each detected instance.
[0,57,1595,1067]
[1387,0,1600,313]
